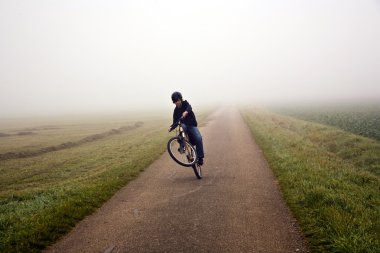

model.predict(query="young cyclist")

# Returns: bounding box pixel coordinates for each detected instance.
[168,91,205,165]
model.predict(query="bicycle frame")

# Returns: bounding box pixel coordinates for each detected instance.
[177,121,188,141]
[176,121,192,152]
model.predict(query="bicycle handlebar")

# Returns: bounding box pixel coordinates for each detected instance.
[168,117,184,132]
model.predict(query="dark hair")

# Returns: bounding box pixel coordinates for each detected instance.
[171,91,182,102]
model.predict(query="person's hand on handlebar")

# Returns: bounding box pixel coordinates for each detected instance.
[168,116,185,132]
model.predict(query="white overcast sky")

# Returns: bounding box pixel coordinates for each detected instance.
[1,0,380,117]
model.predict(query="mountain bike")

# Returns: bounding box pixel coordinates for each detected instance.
[167,119,202,179]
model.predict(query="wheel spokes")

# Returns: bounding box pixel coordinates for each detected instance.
[169,139,196,165]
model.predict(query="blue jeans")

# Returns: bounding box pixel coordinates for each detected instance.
[181,124,204,159]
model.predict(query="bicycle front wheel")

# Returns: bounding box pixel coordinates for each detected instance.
[167,137,197,167]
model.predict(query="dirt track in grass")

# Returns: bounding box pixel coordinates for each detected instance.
[0,122,143,161]
[45,107,308,253]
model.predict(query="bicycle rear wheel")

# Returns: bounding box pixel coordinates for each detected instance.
[192,164,202,179]
[167,137,197,167]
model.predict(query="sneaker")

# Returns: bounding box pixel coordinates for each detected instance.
[197,158,204,166]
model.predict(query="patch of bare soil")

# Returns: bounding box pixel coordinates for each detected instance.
[17,131,36,136]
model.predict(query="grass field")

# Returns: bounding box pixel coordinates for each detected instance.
[272,104,380,141]
[242,108,379,252]
[0,109,211,252]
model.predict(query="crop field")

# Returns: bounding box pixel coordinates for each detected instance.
[272,104,380,141]
[242,108,379,252]
[0,109,211,252]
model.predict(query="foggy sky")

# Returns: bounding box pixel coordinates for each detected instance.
[1,0,380,117]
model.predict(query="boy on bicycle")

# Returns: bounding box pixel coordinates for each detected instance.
[168,91,205,165]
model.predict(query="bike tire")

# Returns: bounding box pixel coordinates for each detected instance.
[167,137,197,167]
[192,164,202,179]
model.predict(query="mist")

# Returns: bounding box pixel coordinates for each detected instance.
[1,0,379,118]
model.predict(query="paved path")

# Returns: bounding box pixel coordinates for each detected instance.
[45,107,308,253]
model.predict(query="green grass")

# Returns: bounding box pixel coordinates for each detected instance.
[0,121,169,252]
[241,108,379,253]
[272,104,380,141]
[0,111,164,154]
[0,109,213,252]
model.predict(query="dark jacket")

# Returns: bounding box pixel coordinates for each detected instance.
[171,100,198,128]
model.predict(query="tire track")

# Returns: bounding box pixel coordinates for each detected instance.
[0,122,143,161]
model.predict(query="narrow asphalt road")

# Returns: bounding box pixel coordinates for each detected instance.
[45,107,309,253]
